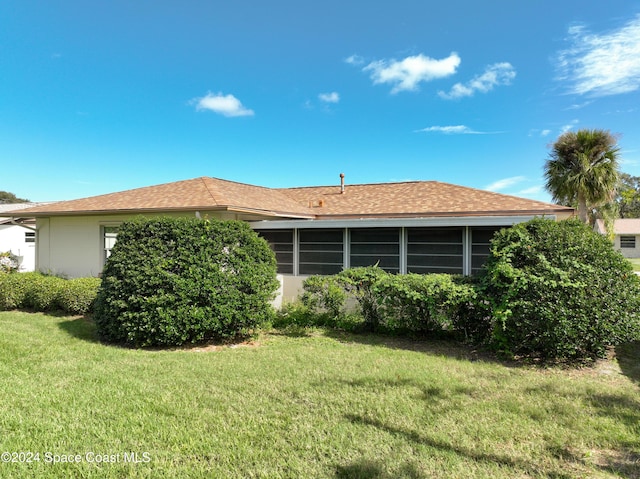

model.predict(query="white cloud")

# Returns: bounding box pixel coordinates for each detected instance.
[560,119,579,134]
[362,53,460,93]
[318,92,340,103]
[192,92,254,117]
[485,176,526,192]
[416,125,501,135]
[345,54,365,66]
[438,62,516,99]
[518,185,543,195]
[565,101,593,110]
[556,15,640,96]
[528,128,551,137]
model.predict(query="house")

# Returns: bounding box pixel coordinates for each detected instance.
[0,203,40,271]
[596,218,640,259]
[5,176,574,301]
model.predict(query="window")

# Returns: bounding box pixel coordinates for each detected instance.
[470,227,501,275]
[620,235,636,249]
[406,228,463,274]
[103,226,119,262]
[350,228,400,273]
[257,229,294,274]
[299,229,344,275]
[25,232,36,243]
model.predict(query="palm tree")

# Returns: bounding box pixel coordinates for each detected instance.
[544,129,620,224]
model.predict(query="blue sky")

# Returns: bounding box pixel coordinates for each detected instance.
[2,1,640,203]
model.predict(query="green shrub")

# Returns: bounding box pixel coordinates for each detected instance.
[0,272,100,313]
[93,217,279,347]
[23,274,65,311]
[375,273,479,335]
[447,275,493,343]
[482,218,640,361]
[58,277,102,314]
[0,272,37,309]
[336,267,387,331]
[300,266,482,336]
[301,266,385,332]
[300,275,347,322]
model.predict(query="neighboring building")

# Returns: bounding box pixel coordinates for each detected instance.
[4,176,574,301]
[596,218,640,259]
[0,203,40,271]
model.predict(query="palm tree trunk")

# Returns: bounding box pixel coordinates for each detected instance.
[577,194,588,223]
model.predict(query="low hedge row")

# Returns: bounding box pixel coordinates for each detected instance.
[0,272,101,315]
[290,266,483,337]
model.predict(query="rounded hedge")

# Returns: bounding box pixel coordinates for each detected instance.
[482,218,640,361]
[93,216,279,347]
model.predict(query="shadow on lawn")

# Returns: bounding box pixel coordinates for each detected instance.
[337,415,572,479]
[334,458,423,479]
[615,341,640,386]
[320,328,511,366]
[57,315,101,343]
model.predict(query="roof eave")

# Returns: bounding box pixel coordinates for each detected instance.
[312,208,575,220]
[10,205,316,219]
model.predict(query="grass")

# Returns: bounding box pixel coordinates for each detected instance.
[628,258,640,272]
[0,312,639,478]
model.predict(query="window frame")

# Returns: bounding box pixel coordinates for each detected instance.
[101,225,120,265]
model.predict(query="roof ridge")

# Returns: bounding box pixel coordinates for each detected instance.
[199,177,222,205]
[280,180,438,190]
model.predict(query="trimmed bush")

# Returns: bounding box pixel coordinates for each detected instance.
[0,272,38,309]
[482,218,640,361]
[0,272,100,314]
[23,274,65,311]
[58,277,102,314]
[93,217,279,347]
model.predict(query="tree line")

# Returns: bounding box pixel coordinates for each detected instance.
[0,191,30,204]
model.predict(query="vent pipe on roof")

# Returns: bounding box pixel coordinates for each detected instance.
[340,173,345,194]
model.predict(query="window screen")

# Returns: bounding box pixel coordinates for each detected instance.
[407,228,463,274]
[256,229,294,274]
[349,228,400,273]
[299,229,344,275]
[471,227,501,275]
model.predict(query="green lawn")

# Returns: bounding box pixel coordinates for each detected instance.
[0,312,638,478]
[629,258,640,272]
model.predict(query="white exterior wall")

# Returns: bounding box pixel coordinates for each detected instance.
[0,224,36,271]
[615,234,640,259]
[281,275,307,304]
[35,212,234,278]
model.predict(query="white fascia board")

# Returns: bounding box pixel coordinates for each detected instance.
[249,215,551,230]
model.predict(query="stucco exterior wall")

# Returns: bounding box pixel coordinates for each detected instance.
[35,212,233,278]
[281,275,307,303]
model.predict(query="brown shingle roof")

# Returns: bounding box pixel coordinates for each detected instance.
[280,181,573,218]
[6,176,574,219]
[9,177,314,218]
